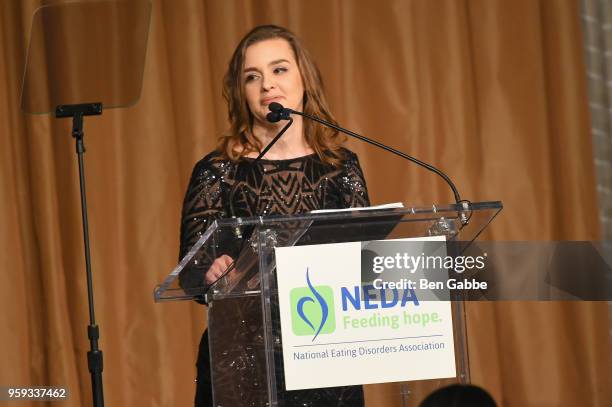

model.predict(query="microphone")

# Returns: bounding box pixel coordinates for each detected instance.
[266,111,282,123]
[268,101,284,113]
[268,102,470,225]
[266,103,291,123]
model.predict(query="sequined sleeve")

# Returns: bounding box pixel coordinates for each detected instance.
[178,153,228,296]
[340,150,371,208]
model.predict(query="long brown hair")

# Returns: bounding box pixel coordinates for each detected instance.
[218,25,345,165]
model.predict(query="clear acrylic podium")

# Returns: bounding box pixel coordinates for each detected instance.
[155,201,502,406]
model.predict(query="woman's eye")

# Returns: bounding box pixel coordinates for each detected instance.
[245,74,259,82]
[273,67,288,74]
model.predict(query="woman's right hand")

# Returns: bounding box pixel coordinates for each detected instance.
[205,254,234,285]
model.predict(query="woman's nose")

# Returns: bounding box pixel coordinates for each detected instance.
[261,75,275,91]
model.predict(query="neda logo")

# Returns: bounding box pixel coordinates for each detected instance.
[290,269,335,340]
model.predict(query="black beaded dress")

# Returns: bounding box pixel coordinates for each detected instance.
[179,147,370,407]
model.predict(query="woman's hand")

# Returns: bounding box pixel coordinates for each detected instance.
[205,254,234,285]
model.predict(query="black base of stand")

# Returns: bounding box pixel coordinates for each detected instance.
[56,102,105,407]
[87,325,104,407]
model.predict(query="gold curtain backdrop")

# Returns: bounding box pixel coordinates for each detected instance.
[0,0,609,406]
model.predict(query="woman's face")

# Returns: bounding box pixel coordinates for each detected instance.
[243,38,305,125]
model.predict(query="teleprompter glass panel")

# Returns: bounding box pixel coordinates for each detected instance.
[21,0,151,114]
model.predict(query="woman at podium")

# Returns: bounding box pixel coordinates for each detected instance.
[179,25,370,407]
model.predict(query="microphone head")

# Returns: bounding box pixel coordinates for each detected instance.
[268,102,284,113]
[266,111,282,123]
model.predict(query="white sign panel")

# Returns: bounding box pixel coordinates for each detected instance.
[275,237,456,390]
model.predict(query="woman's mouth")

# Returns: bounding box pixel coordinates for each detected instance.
[262,96,283,105]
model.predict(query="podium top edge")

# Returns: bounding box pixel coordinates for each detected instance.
[215,201,503,227]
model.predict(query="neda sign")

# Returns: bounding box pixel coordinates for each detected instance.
[275,237,457,390]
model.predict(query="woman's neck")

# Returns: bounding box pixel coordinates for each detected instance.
[249,115,313,160]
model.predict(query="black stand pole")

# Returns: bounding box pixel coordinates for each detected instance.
[56,102,104,407]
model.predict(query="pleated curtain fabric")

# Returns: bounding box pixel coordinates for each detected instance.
[0,1,609,406]
[582,0,612,239]
[581,0,612,377]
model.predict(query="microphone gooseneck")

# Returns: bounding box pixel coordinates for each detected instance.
[228,111,294,221]
[268,102,470,225]
[206,109,296,294]
[252,115,294,165]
